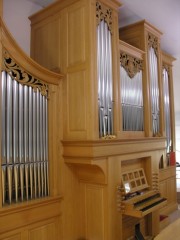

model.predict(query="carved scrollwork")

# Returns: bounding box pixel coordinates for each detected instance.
[163,63,170,74]
[96,1,113,33]
[148,33,158,56]
[120,52,143,78]
[3,49,48,96]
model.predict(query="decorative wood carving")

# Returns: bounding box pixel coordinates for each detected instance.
[162,63,170,74]
[148,33,158,56]
[3,49,48,96]
[96,1,113,33]
[120,52,143,78]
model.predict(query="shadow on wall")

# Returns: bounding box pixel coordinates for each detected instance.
[175,111,180,162]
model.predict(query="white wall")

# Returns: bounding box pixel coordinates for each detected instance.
[172,58,180,160]
[3,0,42,55]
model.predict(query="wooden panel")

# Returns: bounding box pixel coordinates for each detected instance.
[48,84,63,196]
[0,0,2,17]
[0,197,61,235]
[85,185,105,240]
[0,235,21,240]
[31,18,60,71]
[159,166,176,181]
[159,166,177,215]
[159,181,167,199]
[122,215,139,240]
[29,222,57,240]
[67,70,86,132]
[67,3,86,66]
[167,177,176,204]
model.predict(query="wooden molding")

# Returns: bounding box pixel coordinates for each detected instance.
[0,18,63,85]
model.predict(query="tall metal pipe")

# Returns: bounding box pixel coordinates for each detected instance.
[19,84,24,163]
[20,164,24,201]
[120,66,143,131]
[13,80,19,164]
[1,71,49,204]
[1,166,6,205]
[7,166,13,204]
[25,164,29,200]
[14,165,19,202]
[6,74,13,164]
[45,97,48,164]
[149,47,160,135]
[32,90,37,199]
[97,20,113,137]
[1,71,7,165]
[30,163,33,199]
[36,90,40,162]
[29,87,33,163]
[163,68,171,152]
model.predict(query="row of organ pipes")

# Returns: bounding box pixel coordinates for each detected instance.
[1,70,49,205]
[120,55,144,131]
[97,18,172,152]
[163,67,172,153]
[97,18,113,137]
[148,46,160,136]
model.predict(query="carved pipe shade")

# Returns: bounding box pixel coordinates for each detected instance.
[120,52,143,79]
[3,49,48,97]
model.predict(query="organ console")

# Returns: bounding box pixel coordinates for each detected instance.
[117,168,167,218]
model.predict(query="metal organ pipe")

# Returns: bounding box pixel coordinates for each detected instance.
[120,66,144,131]
[163,68,171,152]
[33,89,37,199]
[29,87,33,199]
[0,71,49,205]
[13,79,19,202]
[149,47,160,135]
[19,83,24,201]
[1,72,6,204]
[97,20,113,137]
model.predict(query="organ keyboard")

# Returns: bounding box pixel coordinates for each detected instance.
[117,168,167,218]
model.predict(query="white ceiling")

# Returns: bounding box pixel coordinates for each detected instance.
[27,0,55,7]
[119,0,180,58]
[32,0,180,58]
[118,0,180,114]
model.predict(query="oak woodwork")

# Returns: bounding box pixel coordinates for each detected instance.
[30,0,121,141]
[28,1,177,240]
[0,17,63,240]
[119,20,164,138]
[0,0,2,18]
[159,166,177,215]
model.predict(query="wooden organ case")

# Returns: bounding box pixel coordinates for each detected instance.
[29,0,177,240]
[0,19,63,240]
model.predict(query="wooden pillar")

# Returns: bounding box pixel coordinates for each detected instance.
[0,0,3,18]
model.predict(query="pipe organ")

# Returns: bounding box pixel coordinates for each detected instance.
[120,49,144,132]
[161,51,176,158]
[0,0,176,240]
[29,0,177,239]
[148,34,161,136]
[97,2,114,137]
[0,18,63,240]
[1,60,49,204]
